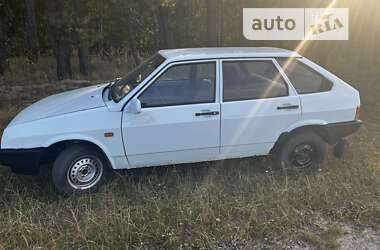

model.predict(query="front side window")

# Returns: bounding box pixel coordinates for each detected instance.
[223,60,288,102]
[139,62,216,108]
[277,59,333,94]
[111,53,165,103]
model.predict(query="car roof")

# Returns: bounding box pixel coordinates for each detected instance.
[158,47,301,62]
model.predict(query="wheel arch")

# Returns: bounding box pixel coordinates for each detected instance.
[41,138,115,169]
[270,122,331,154]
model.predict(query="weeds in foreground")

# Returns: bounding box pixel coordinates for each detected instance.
[0,144,379,249]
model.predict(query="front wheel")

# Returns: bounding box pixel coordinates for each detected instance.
[274,132,327,173]
[52,144,110,195]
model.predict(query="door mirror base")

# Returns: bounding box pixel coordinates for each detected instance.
[126,98,142,114]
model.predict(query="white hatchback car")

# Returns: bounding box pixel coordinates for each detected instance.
[0,47,361,194]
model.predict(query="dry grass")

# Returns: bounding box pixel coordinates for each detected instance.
[0,57,379,249]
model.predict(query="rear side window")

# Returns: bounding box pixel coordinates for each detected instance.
[222,60,288,102]
[277,59,333,94]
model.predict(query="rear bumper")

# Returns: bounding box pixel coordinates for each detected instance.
[0,148,44,175]
[324,120,362,144]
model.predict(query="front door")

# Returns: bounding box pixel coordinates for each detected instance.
[220,59,301,157]
[122,60,220,168]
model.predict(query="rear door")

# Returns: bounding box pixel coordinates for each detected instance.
[122,60,221,168]
[220,58,301,157]
[276,58,355,123]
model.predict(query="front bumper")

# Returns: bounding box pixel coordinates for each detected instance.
[0,148,44,175]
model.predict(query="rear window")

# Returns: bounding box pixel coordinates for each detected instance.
[277,59,333,94]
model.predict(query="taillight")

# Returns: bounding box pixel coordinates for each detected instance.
[355,106,360,120]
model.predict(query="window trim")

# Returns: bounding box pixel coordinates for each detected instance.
[137,60,218,108]
[276,58,333,95]
[220,58,290,103]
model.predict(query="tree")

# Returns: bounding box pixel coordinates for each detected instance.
[143,0,175,50]
[45,0,72,80]
[0,28,7,75]
[25,0,40,62]
[206,0,218,47]
[78,40,90,76]
[375,1,380,65]
[148,0,160,50]
[126,6,141,66]
[358,0,378,67]
[157,2,175,49]
[73,0,90,76]
[0,0,26,75]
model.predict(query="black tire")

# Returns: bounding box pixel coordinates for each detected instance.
[274,132,327,174]
[52,144,110,195]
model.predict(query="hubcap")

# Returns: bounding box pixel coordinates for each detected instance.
[290,143,314,169]
[67,156,103,190]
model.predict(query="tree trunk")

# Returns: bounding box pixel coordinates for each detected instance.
[219,0,224,46]
[151,2,160,50]
[45,0,72,81]
[0,28,7,75]
[25,0,40,62]
[55,44,72,80]
[126,8,141,66]
[50,35,72,81]
[375,5,380,66]
[206,0,218,47]
[158,5,175,49]
[78,40,90,76]
[358,0,378,67]
[73,0,91,76]
[0,52,7,76]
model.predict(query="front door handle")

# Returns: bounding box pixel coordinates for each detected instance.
[277,105,299,110]
[195,111,220,116]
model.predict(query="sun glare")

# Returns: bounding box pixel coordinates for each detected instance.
[226,0,339,151]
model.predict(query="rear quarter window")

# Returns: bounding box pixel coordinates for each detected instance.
[277,59,333,94]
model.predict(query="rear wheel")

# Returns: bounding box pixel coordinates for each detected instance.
[52,144,110,195]
[274,132,327,173]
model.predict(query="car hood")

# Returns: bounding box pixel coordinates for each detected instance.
[9,84,107,126]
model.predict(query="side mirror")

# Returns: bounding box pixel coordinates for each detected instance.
[126,98,142,114]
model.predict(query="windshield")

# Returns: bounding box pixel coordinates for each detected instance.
[110,53,165,102]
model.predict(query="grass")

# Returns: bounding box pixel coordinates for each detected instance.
[0,57,379,249]
[323,225,343,249]
[0,151,378,249]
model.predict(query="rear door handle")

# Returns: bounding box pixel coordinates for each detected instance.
[277,105,299,110]
[195,111,220,116]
